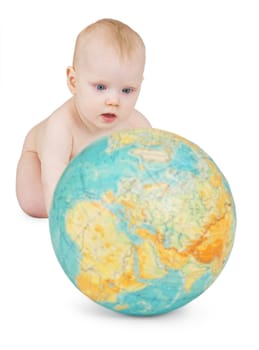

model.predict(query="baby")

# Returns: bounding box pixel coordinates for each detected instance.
[16,18,152,218]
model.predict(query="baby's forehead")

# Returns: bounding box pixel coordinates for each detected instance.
[78,49,144,85]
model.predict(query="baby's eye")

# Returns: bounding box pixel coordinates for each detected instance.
[96,84,107,91]
[122,87,134,94]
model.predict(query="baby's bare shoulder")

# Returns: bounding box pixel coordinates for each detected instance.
[128,109,152,128]
[45,101,72,130]
[36,99,74,156]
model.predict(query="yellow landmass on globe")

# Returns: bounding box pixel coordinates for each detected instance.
[181,260,208,292]
[131,148,171,163]
[135,240,167,279]
[66,201,146,303]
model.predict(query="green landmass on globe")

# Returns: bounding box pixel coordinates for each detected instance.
[49,128,236,316]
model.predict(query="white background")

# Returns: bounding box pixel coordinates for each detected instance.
[1,0,259,349]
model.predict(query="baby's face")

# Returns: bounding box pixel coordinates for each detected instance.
[70,40,145,132]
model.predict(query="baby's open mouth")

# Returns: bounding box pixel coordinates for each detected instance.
[101,113,117,123]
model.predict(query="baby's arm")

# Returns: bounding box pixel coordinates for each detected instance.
[39,117,72,213]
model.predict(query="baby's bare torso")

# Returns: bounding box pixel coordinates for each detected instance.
[24,98,149,161]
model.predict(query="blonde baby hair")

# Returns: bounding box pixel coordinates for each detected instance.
[72,18,145,67]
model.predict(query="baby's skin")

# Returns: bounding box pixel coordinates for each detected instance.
[16,20,151,218]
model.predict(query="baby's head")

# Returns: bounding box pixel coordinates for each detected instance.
[67,19,146,131]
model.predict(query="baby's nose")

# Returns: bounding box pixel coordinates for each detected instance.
[105,92,120,107]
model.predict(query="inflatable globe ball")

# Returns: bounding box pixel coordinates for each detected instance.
[49,128,236,316]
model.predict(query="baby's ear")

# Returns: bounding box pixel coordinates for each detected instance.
[66,66,77,94]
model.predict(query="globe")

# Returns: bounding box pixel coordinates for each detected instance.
[49,128,236,316]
